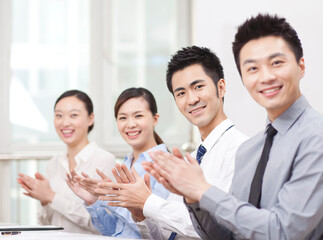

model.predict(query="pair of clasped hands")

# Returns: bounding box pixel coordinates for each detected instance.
[66,163,152,222]
[67,146,211,221]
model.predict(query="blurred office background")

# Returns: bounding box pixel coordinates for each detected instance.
[0,0,322,225]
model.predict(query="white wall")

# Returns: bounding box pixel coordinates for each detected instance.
[192,0,323,136]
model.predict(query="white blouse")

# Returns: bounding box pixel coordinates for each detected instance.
[38,142,116,234]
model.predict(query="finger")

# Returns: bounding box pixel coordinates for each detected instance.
[143,173,151,190]
[99,195,123,202]
[81,172,90,178]
[107,201,124,207]
[98,181,123,190]
[149,151,174,172]
[96,169,110,181]
[172,147,184,160]
[149,169,162,184]
[35,172,46,180]
[121,164,135,183]
[95,186,119,196]
[186,153,200,166]
[130,167,142,182]
[69,169,76,178]
[160,177,180,195]
[115,164,130,183]
[112,168,123,183]
[21,184,32,192]
[141,162,154,174]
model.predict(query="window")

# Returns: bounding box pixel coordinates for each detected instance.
[1,0,192,224]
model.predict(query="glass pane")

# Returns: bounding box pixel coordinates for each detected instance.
[12,0,29,43]
[39,0,68,44]
[10,0,90,144]
[106,0,190,146]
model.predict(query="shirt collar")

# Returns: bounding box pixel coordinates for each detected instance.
[124,143,167,165]
[58,142,97,171]
[201,119,234,152]
[268,95,309,136]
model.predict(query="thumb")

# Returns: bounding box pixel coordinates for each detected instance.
[130,166,141,181]
[172,147,184,159]
[186,153,199,166]
[143,173,151,190]
[35,172,45,180]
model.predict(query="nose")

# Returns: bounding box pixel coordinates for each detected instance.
[260,66,276,84]
[62,116,70,127]
[187,91,199,105]
[127,117,137,128]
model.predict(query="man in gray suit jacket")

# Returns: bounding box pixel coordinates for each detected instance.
[146,14,323,240]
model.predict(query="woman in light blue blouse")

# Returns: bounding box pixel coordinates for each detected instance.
[67,87,169,238]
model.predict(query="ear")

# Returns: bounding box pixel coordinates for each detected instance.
[217,78,226,99]
[88,113,94,127]
[298,57,305,79]
[153,113,159,127]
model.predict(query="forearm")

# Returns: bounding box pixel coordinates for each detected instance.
[143,194,200,237]
[50,193,94,229]
[197,186,323,240]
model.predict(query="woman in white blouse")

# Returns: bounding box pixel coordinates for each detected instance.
[17,90,116,234]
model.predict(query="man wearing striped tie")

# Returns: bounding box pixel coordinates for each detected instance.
[95,46,248,239]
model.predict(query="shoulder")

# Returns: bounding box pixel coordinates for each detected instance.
[89,142,116,161]
[223,126,249,152]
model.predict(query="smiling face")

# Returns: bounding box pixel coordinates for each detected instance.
[172,64,226,140]
[240,36,305,121]
[54,96,94,148]
[116,97,159,153]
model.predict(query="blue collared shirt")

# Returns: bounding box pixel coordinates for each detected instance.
[86,144,170,238]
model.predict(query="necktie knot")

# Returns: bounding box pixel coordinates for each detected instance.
[266,124,277,138]
[196,144,207,164]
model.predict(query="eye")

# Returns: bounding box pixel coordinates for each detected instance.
[247,66,258,72]
[176,91,185,98]
[135,114,143,118]
[195,84,204,90]
[118,116,126,121]
[272,60,283,66]
[71,113,79,118]
[55,113,62,118]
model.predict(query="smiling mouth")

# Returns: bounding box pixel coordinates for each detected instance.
[127,131,141,138]
[189,106,206,114]
[61,129,74,137]
[261,86,282,94]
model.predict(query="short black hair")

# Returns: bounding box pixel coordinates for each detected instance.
[232,13,303,75]
[55,90,94,133]
[166,46,224,98]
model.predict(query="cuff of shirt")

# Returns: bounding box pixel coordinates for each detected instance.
[84,200,101,213]
[143,193,165,218]
[50,193,65,213]
[199,186,225,213]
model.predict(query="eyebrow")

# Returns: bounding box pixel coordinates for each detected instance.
[173,79,205,93]
[242,52,287,66]
[54,109,81,113]
[118,111,143,116]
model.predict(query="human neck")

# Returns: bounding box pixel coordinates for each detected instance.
[131,141,158,166]
[67,138,89,171]
[199,110,227,141]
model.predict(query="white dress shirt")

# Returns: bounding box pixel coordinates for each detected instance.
[38,142,116,234]
[137,119,248,239]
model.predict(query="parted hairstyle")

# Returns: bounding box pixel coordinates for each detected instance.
[54,90,94,133]
[114,87,164,145]
[232,13,303,75]
[166,46,224,99]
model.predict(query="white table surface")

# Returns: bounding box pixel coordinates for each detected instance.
[0,230,145,239]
